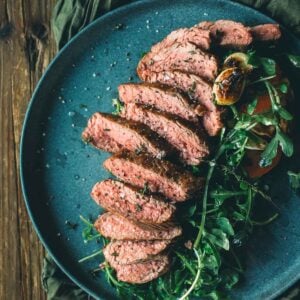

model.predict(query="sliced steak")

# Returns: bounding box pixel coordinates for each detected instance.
[196,20,253,49]
[82,112,171,159]
[137,42,218,82]
[195,21,214,30]
[122,103,209,165]
[151,27,211,53]
[95,212,182,240]
[104,240,171,267]
[91,179,176,224]
[250,24,281,41]
[118,83,201,123]
[114,255,170,284]
[103,151,204,202]
[140,70,223,136]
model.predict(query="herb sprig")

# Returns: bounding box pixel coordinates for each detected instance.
[79,50,295,299]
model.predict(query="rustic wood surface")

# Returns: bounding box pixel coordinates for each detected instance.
[0,1,55,299]
[0,1,299,300]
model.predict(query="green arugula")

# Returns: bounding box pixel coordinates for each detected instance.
[79,50,295,300]
[287,171,300,191]
[112,98,124,115]
[79,215,101,243]
[259,82,294,167]
[287,54,300,68]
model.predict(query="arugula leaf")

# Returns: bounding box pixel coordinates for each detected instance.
[279,83,288,94]
[277,130,294,157]
[216,217,234,236]
[210,188,247,204]
[287,171,300,190]
[259,136,279,167]
[206,229,230,251]
[112,98,124,115]
[287,54,300,68]
[221,270,239,290]
[79,215,101,243]
[191,165,201,175]
[277,107,293,121]
[202,254,219,273]
[259,57,276,76]
[253,113,278,126]
[247,98,258,115]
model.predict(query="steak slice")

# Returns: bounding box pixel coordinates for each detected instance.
[196,20,253,49]
[103,151,204,202]
[118,83,201,123]
[137,42,218,82]
[114,255,170,284]
[195,21,214,30]
[250,24,281,41]
[122,103,209,165]
[151,27,211,53]
[104,240,171,267]
[91,179,176,224]
[141,70,223,136]
[95,212,182,240]
[82,112,171,159]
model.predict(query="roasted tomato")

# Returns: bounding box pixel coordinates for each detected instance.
[244,149,282,178]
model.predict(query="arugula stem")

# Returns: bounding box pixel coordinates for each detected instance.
[86,233,101,241]
[265,81,279,110]
[105,265,124,287]
[175,251,196,276]
[218,164,279,208]
[252,213,279,226]
[245,188,252,223]
[78,249,102,263]
[248,75,276,86]
[178,249,202,300]
[193,162,215,249]
[79,215,93,226]
[230,248,244,273]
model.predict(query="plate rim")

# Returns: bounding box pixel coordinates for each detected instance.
[19,0,300,299]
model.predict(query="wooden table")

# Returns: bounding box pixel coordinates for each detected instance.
[0,1,56,299]
[0,1,299,299]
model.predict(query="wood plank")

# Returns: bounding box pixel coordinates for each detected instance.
[0,1,56,299]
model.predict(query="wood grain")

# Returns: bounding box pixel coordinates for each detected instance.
[0,1,56,299]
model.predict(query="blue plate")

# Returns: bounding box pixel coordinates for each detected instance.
[20,0,300,299]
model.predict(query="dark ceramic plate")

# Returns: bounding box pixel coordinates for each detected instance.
[20,0,300,299]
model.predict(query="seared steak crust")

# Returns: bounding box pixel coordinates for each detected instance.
[94,212,182,240]
[122,103,209,165]
[103,151,204,202]
[82,112,171,159]
[141,70,223,136]
[151,27,211,53]
[250,24,281,41]
[118,82,201,123]
[114,255,170,284]
[137,42,218,82]
[91,179,176,224]
[196,20,253,49]
[104,240,171,267]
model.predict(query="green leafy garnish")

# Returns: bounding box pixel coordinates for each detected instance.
[79,215,101,243]
[287,54,300,68]
[287,171,300,191]
[112,98,124,115]
[279,82,288,94]
[247,98,258,115]
[259,57,276,76]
